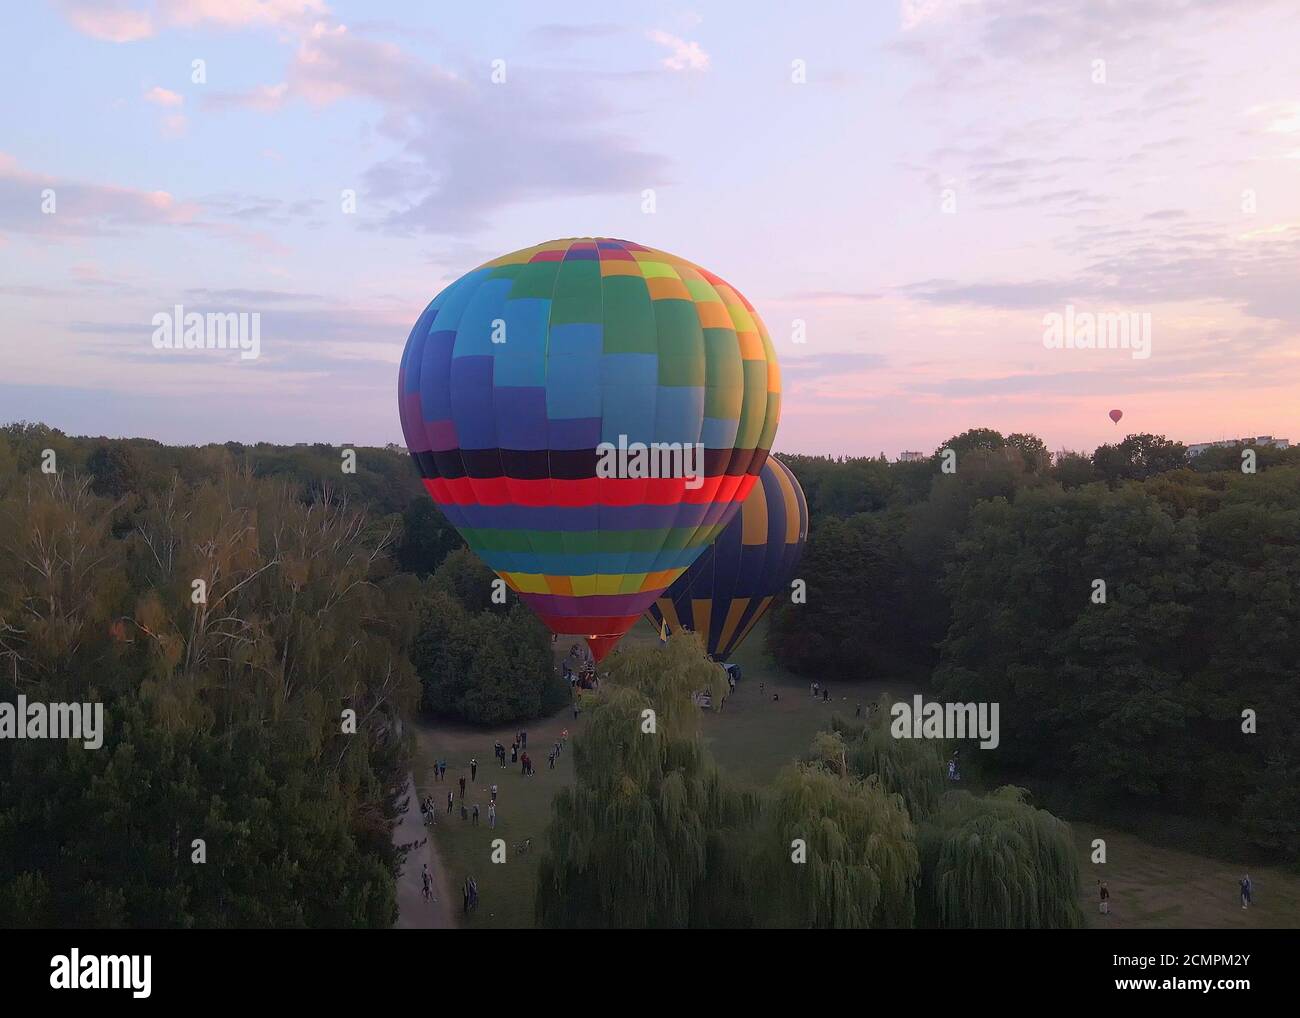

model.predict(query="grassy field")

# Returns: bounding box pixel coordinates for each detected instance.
[1070,825,1300,929]
[413,618,1300,929]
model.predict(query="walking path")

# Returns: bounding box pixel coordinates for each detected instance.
[393,772,454,929]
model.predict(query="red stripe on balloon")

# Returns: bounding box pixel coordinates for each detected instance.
[424,474,759,507]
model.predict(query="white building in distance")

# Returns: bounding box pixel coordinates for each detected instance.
[1187,435,1290,457]
[897,451,925,462]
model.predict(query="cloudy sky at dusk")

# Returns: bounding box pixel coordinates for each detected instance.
[3,0,1299,457]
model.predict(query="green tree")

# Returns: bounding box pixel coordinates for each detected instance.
[535,636,754,927]
[918,787,1083,928]
[86,441,143,498]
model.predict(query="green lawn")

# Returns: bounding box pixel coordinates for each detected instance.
[1072,825,1300,929]
[411,705,580,929]
[413,618,1300,929]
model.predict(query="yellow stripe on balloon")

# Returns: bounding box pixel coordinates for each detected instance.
[717,597,751,654]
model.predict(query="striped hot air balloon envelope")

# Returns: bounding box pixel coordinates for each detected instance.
[646,454,807,662]
[398,238,781,662]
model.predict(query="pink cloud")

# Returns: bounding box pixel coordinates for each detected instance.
[144,86,184,107]
[646,29,710,72]
[0,153,200,237]
[58,0,327,42]
[58,0,153,42]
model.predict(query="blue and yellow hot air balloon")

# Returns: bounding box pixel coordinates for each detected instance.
[398,238,781,661]
[646,454,807,661]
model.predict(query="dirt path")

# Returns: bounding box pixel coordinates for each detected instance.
[393,773,455,929]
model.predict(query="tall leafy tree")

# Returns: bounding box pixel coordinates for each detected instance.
[535,636,754,927]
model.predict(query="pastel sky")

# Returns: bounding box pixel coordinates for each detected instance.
[3,0,1299,457]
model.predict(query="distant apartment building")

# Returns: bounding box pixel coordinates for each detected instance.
[897,451,925,462]
[1187,435,1290,457]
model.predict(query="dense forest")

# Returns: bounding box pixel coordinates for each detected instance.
[0,422,556,926]
[768,430,1300,860]
[1,420,1294,928]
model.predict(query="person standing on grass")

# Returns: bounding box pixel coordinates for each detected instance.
[472,803,480,826]
[471,757,477,782]
[548,750,555,770]
[1098,880,1110,916]
[422,864,431,902]
[490,783,498,803]
[459,774,466,799]
[488,802,496,829]
[1241,874,1252,909]
[447,789,454,814]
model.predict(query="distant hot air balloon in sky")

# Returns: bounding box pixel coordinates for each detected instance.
[398,238,781,662]
[1109,409,1123,424]
[646,454,807,662]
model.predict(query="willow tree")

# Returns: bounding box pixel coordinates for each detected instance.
[758,761,919,928]
[835,695,949,822]
[534,634,756,928]
[918,786,1083,928]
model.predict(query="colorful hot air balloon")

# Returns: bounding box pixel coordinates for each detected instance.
[645,454,807,662]
[398,238,781,662]
[1109,409,1123,424]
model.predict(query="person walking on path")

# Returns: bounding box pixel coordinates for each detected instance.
[421,864,432,903]
[488,802,496,829]
[446,790,454,814]
[472,803,479,825]
[490,782,498,803]
[1241,874,1253,909]
[458,775,466,798]
[1098,880,1110,916]
[470,757,477,782]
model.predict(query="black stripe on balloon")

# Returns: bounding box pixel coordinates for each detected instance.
[412,447,769,481]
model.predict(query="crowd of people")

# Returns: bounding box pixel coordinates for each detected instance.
[416,722,578,918]
[562,641,601,690]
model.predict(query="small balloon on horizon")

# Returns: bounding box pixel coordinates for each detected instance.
[1109,409,1123,424]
